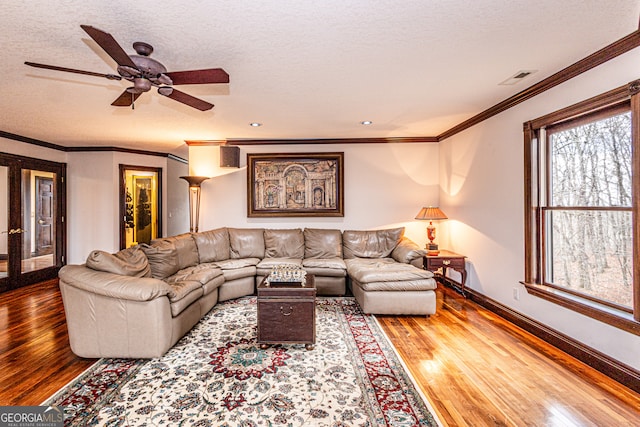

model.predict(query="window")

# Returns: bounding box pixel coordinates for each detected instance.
[524,80,640,333]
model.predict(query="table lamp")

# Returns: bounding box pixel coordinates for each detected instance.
[415,206,448,255]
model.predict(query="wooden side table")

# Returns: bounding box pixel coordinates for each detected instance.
[423,250,467,296]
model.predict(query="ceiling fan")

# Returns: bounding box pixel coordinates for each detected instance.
[25,25,229,111]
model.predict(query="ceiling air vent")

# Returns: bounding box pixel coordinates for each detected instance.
[499,70,538,86]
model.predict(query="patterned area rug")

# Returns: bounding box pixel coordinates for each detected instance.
[45,297,440,426]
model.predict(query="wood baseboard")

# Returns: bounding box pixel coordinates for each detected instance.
[457,284,640,394]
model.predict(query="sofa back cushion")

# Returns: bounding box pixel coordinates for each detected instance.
[85,246,151,277]
[391,236,426,263]
[264,228,305,258]
[342,227,405,259]
[304,228,343,259]
[229,228,265,259]
[193,227,230,263]
[140,240,181,279]
[151,233,199,271]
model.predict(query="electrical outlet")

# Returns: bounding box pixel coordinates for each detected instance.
[513,288,520,300]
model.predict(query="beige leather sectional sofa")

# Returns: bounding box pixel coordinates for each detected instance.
[58,227,436,358]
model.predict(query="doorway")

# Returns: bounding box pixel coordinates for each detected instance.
[119,165,162,249]
[0,153,66,292]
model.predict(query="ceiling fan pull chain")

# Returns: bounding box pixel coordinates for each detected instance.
[131,92,135,110]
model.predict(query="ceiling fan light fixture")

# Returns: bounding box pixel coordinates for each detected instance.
[157,74,173,85]
[158,86,174,96]
[133,77,152,92]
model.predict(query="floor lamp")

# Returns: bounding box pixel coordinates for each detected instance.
[180,176,210,233]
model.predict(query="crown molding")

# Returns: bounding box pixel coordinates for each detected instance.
[437,29,640,141]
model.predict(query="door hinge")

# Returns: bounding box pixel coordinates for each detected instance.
[62,255,65,263]
[61,216,64,223]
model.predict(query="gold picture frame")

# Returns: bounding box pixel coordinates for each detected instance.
[247,152,344,217]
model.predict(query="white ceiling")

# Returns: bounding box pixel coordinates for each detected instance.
[2,1,638,154]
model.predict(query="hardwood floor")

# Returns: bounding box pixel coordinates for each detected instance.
[1,280,639,426]
[0,279,95,405]
[377,287,640,426]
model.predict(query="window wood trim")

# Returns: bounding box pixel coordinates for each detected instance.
[521,282,640,336]
[632,81,640,321]
[524,79,640,329]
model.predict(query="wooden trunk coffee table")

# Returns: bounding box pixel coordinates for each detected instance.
[257,274,316,350]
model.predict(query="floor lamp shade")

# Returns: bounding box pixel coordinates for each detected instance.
[180,176,209,232]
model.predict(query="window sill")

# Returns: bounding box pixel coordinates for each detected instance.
[521,282,640,336]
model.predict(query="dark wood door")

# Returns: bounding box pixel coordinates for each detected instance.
[0,153,66,293]
[35,177,54,256]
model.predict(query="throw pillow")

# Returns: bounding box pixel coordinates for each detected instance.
[85,246,151,277]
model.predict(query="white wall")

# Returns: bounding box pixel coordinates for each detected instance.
[66,151,169,263]
[166,157,189,237]
[438,47,640,370]
[190,143,440,244]
[0,137,66,163]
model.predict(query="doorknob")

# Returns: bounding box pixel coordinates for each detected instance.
[38,220,45,225]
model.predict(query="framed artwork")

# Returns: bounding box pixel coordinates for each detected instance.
[247,152,344,217]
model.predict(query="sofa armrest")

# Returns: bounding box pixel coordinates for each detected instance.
[391,237,426,264]
[59,264,172,301]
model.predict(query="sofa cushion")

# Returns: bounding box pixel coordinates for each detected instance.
[193,227,230,263]
[391,236,427,264]
[220,265,257,281]
[166,265,224,287]
[256,257,303,276]
[213,258,261,270]
[351,278,437,292]
[302,266,347,278]
[229,228,265,259]
[85,246,151,277]
[164,278,203,302]
[256,257,303,269]
[304,228,343,259]
[151,233,199,270]
[302,257,346,270]
[345,258,434,283]
[342,227,404,259]
[167,283,204,317]
[140,241,181,280]
[264,228,305,258]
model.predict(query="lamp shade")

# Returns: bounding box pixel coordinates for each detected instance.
[414,206,448,221]
[180,176,210,188]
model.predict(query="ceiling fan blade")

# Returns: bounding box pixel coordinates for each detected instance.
[165,68,229,85]
[25,62,122,80]
[157,87,214,111]
[80,25,137,68]
[111,90,141,107]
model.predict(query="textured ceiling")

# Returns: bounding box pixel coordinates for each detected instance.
[1,1,638,154]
